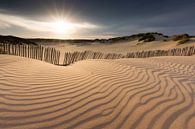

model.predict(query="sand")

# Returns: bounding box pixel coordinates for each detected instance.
[42,38,195,54]
[41,39,195,64]
[0,55,195,129]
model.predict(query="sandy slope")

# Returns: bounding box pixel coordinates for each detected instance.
[44,38,195,54]
[0,55,195,129]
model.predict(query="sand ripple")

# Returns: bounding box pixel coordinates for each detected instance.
[0,55,195,129]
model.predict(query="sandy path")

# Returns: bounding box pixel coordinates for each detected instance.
[0,55,195,129]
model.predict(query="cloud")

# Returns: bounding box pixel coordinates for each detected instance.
[0,20,10,29]
[0,12,100,34]
[0,0,195,38]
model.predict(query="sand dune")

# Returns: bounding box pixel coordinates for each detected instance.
[0,55,195,129]
[44,38,195,54]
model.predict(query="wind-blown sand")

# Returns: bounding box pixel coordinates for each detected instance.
[0,55,195,129]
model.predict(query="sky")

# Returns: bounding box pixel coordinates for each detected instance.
[0,0,195,39]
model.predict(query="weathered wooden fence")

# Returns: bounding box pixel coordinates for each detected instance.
[63,51,124,65]
[62,46,195,65]
[1,42,195,66]
[0,43,60,65]
[126,46,195,58]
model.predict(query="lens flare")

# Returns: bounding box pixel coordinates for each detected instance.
[51,20,74,34]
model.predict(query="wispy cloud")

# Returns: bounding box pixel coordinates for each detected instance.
[0,20,10,29]
[0,13,99,33]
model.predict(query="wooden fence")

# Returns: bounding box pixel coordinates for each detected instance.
[126,46,195,58]
[0,43,60,65]
[63,51,124,65]
[1,42,195,66]
[62,46,195,65]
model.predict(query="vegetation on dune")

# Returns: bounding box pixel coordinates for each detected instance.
[138,33,156,43]
[177,38,190,45]
[173,34,189,41]
[172,34,190,45]
[5,32,193,46]
[30,32,164,45]
[163,35,169,38]
[0,35,37,45]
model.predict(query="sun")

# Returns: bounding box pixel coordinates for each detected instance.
[52,20,74,34]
